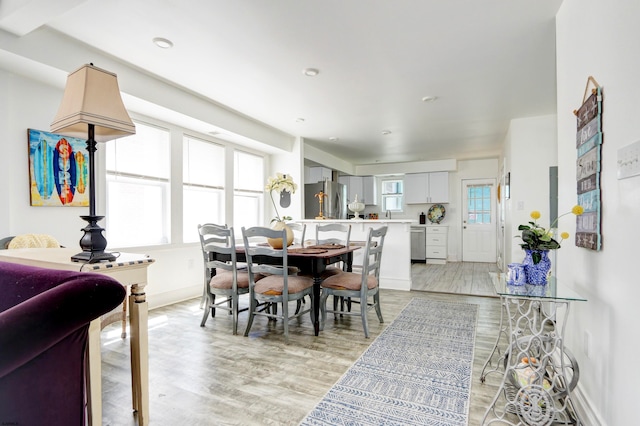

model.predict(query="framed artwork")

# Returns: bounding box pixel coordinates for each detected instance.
[28,128,89,207]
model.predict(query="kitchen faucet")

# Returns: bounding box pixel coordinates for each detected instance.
[385,210,391,219]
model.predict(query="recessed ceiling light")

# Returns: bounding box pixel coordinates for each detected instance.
[303,68,319,77]
[421,96,438,102]
[329,136,339,142]
[296,118,305,123]
[153,37,173,49]
[382,130,392,135]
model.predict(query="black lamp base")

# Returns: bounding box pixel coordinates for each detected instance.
[71,215,116,263]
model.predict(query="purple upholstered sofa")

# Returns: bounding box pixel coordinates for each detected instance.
[0,261,126,426]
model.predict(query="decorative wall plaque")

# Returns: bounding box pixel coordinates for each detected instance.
[574,77,602,250]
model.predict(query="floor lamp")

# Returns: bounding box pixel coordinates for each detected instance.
[51,63,136,263]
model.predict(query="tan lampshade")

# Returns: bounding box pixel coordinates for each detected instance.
[51,64,135,142]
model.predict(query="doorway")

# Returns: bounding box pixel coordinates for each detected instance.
[462,179,497,262]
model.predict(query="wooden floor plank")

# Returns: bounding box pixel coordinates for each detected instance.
[101,262,506,425]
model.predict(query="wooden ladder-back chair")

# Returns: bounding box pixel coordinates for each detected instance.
[199,223,257,335]
[241,226,314,343]
[320,226,387,338]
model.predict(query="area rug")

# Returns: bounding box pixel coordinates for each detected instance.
[300,298,479,426]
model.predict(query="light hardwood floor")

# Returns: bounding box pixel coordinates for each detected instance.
[101,262,505,425]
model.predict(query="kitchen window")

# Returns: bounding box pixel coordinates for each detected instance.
[381,178,403,212]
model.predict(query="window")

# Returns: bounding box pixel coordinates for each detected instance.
[381,179,403,212]
[466,184,492,224]
[106,122,170,247]
[233,150,264,230]
[183,136,225,243]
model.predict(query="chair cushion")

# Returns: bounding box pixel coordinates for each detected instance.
[209,270,255,289]
[322,271,378,290]
[254,275,313,296]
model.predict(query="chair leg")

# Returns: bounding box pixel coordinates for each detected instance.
[295,299,302,314]
[374,292,384,323]
[320,291,329,331]
[244,295,256,337]
[361,297,370,338]
[211,294,217,317]
[282,299,289,343]
[232,294,239,335]
[200,294,211,327]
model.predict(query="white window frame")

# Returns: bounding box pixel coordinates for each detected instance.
[381,178,404,212]
[106,121,171,248]
[182,136,225,242]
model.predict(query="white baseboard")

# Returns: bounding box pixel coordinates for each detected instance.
[148,285,201,310]
[380,277,411,291]
[571,384,607,426]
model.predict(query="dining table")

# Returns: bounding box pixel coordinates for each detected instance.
[211,243,360,336]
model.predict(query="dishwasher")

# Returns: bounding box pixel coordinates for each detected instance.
[410,226,426,262]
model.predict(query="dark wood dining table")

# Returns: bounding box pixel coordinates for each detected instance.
[211,244,360,336]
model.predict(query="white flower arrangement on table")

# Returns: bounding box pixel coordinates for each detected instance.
[265,173,298,223]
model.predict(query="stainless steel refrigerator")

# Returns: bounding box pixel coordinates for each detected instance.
[304,181,347,219]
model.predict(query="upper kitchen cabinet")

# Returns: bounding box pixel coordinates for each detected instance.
[307,166,333,183]
[338,175,377,205]
[404,172,449,204]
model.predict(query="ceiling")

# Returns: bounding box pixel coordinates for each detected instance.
[0,0,563,166]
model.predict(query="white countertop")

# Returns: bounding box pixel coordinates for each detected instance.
[297,219,415,224]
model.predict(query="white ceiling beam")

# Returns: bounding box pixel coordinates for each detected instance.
[0,0,86,36]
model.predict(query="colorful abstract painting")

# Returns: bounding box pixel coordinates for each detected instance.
[28,128,89,207]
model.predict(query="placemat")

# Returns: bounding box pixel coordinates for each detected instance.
[307,243,345,250]
[287,248,328,254]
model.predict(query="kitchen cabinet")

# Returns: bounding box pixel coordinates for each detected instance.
[308,167,332,183]
[426,226,448,264]
[339,175,377,205]
[404,172,449,204]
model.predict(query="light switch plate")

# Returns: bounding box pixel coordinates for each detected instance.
[617,139,640,179]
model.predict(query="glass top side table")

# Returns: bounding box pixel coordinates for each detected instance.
[482,272,587,425]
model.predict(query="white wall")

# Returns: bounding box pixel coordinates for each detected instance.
[503,115,557,265]
[556,1,640,424]
[0,69,297,309]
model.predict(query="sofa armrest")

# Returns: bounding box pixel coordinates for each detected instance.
[0,274,125,378]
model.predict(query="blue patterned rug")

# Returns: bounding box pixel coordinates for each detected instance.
[300,298,479,426]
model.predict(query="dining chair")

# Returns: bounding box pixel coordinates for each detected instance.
[199,223,258,334]
[315,223,351,276]
[319,226,387,338]
[241,226,314,343]
[287,222,306,247]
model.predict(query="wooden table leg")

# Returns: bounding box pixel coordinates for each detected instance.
[312,276,322,336]
[86,318,103,426]
[128,284,149,426]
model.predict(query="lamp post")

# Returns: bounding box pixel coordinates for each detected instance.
[51,63,135,263]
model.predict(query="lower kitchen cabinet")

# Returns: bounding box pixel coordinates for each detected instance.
[426,226,447,264]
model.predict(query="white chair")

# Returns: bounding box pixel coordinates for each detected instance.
[320,226,387,338]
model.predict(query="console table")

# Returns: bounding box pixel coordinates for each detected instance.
[0,248,154,426]
[482,272,586,425]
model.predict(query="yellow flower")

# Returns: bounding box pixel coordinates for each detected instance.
[560,232,570,240]
[530,211,541,220]
[572,205,584,216]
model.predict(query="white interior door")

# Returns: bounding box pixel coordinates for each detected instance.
[462,179,497,262]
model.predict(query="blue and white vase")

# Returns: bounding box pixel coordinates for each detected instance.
[522,249,551,285]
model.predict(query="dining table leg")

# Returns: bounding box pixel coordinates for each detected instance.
[312,277,322,336]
